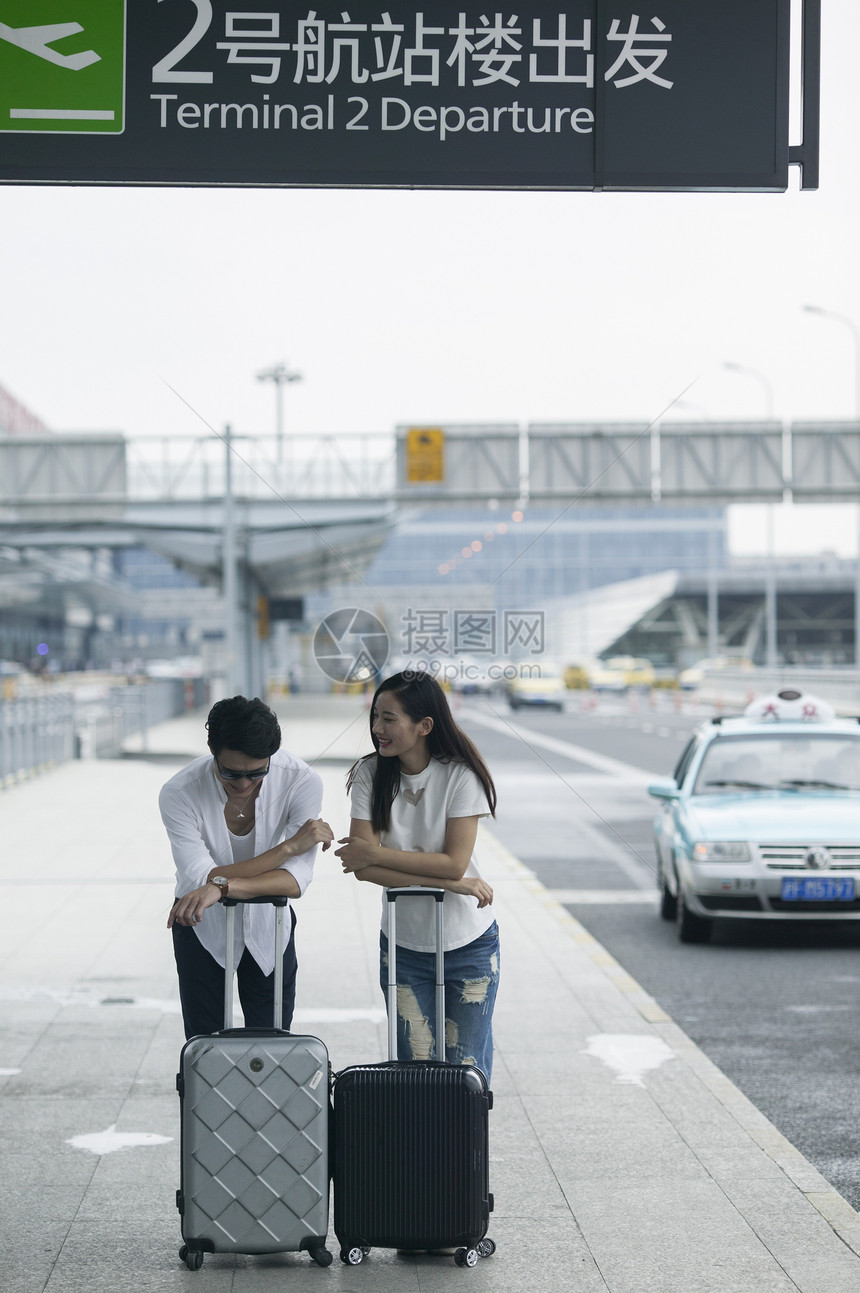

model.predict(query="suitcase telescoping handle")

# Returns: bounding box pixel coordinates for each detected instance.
[221,895,288,1031]
[386,887,445,1062]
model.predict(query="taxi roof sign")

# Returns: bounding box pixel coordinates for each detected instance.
[744,689,836,722]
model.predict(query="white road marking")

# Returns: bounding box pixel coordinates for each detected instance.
[463,709,654,786]
[67,1125,173,1156]
[549,889,658,904]
[583,1034,676,1086]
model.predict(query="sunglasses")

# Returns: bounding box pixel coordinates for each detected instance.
[214,756,270,782]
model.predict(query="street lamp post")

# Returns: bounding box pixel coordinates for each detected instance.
[803,305,860,666]
[222,423,241,696]
[802,305,860,422]
[672,399,711,420]
[257,361,303,464]
[722,360,788,493]
[722,362,775,420]
[723,362,779,667]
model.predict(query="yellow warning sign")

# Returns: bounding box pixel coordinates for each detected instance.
[405,427,445,483]
[257,595,270,640]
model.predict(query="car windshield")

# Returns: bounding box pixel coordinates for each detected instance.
[691,733,860,795]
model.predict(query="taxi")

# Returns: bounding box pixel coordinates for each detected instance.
[506,662,566,711]
[648,689,860,942]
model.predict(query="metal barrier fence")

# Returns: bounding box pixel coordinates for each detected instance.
[0,692,76,785]
[74,677,205,758]
[0,677,207,785]
[693,667,860,716]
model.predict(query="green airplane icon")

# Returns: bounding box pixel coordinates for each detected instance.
[0,19,100,70]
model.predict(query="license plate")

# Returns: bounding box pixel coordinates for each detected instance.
[781,877,855,902]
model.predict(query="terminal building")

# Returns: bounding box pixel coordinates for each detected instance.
[312,505,856,674]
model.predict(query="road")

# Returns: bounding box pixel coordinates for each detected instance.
[459,690,860,1214]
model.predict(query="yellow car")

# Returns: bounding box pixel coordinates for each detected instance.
[587,659,629,692]
[563,662,591,690]
[610,656,656,688]
[589,656,655,691]
[507,664,566,712]
[678,656,754,691]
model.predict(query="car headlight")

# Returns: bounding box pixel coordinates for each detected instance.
[691,842,751,863]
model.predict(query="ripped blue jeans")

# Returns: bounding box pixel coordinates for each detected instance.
[379,922,500,1083]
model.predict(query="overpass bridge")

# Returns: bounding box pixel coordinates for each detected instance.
[3,419,860,514]
[1,420,858,692]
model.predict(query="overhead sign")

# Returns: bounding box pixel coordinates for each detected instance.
[0,1,819,191]
[406,428,446,484]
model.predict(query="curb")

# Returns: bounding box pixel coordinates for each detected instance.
[476,822,860,1259]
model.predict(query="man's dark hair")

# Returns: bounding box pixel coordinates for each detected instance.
[206,696,281,758]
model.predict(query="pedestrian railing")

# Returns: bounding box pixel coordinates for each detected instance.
[0,692,76,785]
[0,677,207,785]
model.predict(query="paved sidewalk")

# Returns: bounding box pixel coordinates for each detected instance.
[2,694,860,1291]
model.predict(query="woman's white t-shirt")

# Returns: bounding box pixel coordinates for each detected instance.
[349,756,496,953]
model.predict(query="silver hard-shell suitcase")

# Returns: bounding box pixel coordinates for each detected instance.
[176,896,331,1270]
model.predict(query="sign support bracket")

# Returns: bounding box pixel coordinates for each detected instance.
[788,0,821,190]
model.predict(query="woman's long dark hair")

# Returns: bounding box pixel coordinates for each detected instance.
[347,671,497,834]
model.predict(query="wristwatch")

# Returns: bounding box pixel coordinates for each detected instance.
[210,875,230,897]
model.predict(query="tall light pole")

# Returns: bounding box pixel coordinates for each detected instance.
[803,305,860,667]
[802,305,860,421]
[723,362,779,668]
[722,362,775,419]
[672,398,711,420]
[257,361,302,464]
[222,423,241,695]
[723,357,790,496]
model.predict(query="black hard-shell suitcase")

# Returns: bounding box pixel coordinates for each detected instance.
[332,887,495,1268]
[175,896,331,1271]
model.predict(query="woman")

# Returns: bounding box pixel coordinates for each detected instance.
[161,695,333,1039]
[336,671,500,1081]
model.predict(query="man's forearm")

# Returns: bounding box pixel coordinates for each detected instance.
[221,869,302,900]
[206,841,294,885]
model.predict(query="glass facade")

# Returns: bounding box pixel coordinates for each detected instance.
[361,504,726,600]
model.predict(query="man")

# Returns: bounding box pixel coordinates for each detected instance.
[161,695,333,1039]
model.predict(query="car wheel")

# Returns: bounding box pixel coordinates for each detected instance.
[659,866,677,921]
[676,885,712,943]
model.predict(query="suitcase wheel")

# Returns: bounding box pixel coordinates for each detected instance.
[179,1245,204,1271]
[455,1247,479,1268]
[309,1246,333,1268]
[477,1238,496,1258]
[340,1246,366,1265]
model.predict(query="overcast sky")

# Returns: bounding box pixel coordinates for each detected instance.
[1,0,858,557]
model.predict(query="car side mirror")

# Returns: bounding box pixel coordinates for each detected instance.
[648,779,681,801]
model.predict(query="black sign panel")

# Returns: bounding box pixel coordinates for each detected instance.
[0,1,818,191]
